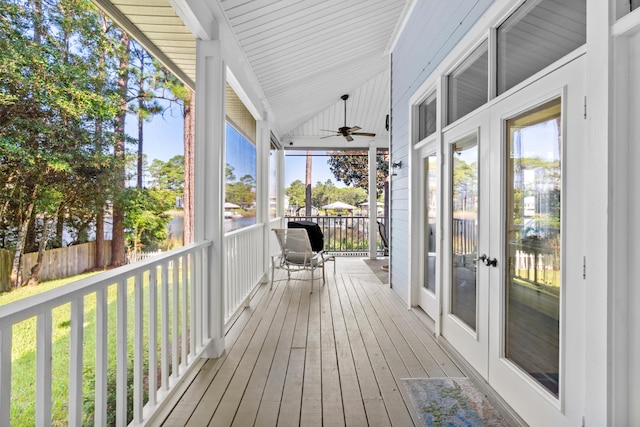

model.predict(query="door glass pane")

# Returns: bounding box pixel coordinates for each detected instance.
[505,98,561,397]
[447,41,488,125]
[451,135,478,330]
[424,154,437,293]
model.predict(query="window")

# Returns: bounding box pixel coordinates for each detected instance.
[497,0,586,95]
[447,41,488,125]
[418,91,437,140]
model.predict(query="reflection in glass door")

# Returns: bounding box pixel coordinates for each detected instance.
[424,154,437,294]
[505,98,561,397]
[451,135,478,330]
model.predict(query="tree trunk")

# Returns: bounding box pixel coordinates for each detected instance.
[10,190,37,287]
[305,151,312,216]
[183,91,195,244]
[110,33,130,267]
[23,217,54,286]
[95,209,105,269]
[137,97,144,188]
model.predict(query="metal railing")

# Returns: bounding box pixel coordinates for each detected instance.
[284,215,385,255]
[0,242,212,427]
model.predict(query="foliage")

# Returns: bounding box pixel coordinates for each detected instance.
[149,155,184,194]
[285,179,306,208]
[225,164,256,208]
[121,187,173,254]
[326,152,388,196]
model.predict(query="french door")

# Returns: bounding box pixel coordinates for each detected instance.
[441,57,586,425]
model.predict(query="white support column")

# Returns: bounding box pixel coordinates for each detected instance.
[584,0,612,424]
[368,145,377,259]
[256,119,270,275]
[277,149,285,219]
[195,38,226,358]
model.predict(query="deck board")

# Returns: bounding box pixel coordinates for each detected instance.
[160,257,470,427]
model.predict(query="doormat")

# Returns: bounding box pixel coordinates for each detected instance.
[402,378,510,427]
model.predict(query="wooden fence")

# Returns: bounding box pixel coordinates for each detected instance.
[0,242,113,288]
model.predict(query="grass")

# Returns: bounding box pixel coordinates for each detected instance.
[1,265,191,426]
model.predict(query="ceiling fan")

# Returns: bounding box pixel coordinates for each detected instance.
[321,94,376,142]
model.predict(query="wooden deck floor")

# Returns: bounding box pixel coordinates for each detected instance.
[159,257,465,426]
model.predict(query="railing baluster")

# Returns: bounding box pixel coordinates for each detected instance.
[161,261,170,391]
[181,256,188,366]
[69,298,84,426]
[116,279,128,427]
[133,272,144,424]
[0,328,12,427]
[201,248,210,341]
[36,312,52,427]
[172,257,180,377]
[149,267,158,406]
[189,254,196,356]
[95,287,108,427]
[194,249,202,350]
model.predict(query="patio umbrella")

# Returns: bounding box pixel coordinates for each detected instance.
[224,202,240,209]
[322,201,356,210]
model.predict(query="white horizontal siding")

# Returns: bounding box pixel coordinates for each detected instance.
[389,0,494,303]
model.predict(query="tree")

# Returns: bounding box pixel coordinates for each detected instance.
[110,30,131,267]
[149,155,184,193]
[128,41,163,188]
[121,187,172,259]
[327,151,389,196]
[285,179,306,209]
[0,0,118,285]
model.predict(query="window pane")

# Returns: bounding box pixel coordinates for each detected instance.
[505,98,561,397]
[451,134,478,330]
[497,0,586,95]
[424,154,437,293]
[225,123,257,232]
[418,91,437,140]
[447,41,488,125]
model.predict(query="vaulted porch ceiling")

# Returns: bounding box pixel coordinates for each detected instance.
[93,0,412,142]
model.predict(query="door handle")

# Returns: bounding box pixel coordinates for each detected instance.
[474,254,497,267]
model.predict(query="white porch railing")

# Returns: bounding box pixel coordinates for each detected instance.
[0,241,212,427]
[224,224,266,322]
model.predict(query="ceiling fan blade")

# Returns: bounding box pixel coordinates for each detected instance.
[321,134,338,139]
[351,132,376,137]
[319,129,337,132]
[345,134,354,142]
[347,126,361,132]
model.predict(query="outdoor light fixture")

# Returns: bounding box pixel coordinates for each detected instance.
[391,160,402,176]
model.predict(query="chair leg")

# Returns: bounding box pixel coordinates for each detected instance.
[310,268,313,294]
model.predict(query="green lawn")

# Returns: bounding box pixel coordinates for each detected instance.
[1,266,189,426]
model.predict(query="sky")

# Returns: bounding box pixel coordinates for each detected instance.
[130,107,341,187]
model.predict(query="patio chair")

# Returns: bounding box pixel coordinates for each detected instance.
[271,228,326,293]
[287,220,335,274]
[377,220,389,256]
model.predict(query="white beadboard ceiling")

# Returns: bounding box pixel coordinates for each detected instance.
[93,0,410,143]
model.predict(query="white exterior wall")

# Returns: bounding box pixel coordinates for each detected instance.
[389,0,494,302]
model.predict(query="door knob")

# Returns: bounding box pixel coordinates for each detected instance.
[474,254,487,264]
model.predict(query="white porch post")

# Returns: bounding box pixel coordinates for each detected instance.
[368,145,377,259]
[195,38,226,358]
[256,119,270,274]
[277,149,285,218]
